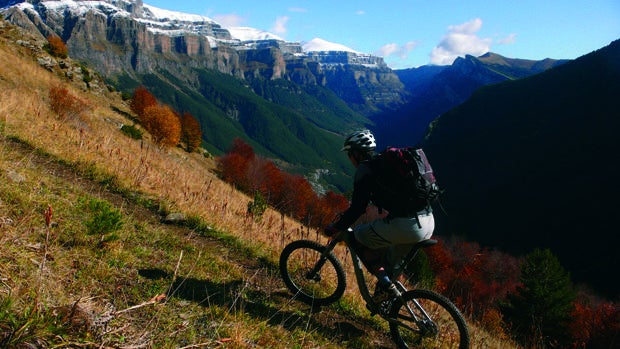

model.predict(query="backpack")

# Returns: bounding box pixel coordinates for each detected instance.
[369,147,441,215]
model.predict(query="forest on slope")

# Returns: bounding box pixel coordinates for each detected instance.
[423,39,620,298]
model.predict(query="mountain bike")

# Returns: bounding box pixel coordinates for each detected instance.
[279,229,470,349]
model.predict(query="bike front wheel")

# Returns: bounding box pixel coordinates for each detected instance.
[279,240,346,307]
[389,289,470,349]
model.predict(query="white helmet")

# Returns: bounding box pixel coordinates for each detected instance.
[341,130,376,152]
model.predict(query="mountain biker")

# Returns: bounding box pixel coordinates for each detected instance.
[324,130,435,303]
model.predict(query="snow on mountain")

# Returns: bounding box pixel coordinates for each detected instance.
[227,27,284,42]
[302,38,360,53]
[15,0,130,17]
[3,1,367,56]
[142,4,214,23]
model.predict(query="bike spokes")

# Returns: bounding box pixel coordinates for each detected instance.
[389,290,469,349]
[280,240,347,306]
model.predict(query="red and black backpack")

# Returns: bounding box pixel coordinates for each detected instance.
[369,147,441,216]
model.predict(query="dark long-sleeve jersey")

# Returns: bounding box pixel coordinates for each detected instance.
[332,162,376,230]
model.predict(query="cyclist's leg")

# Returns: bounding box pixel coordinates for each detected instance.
[363,214,435,276]
[348,224,387,274]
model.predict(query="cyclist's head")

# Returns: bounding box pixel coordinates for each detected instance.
[341,129,376,153]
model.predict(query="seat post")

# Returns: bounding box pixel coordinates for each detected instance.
[397,239,438,276]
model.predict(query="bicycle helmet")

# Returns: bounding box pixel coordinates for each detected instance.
[341,130,376,152]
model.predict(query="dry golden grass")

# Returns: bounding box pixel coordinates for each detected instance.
[0,20,517,348]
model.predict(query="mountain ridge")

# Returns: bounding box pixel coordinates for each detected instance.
[422,38,620,297]
[373,53,568,147]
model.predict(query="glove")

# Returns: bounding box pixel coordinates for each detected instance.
[324,224,340,237]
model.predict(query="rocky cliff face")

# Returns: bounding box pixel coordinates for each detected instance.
[1,0,405,111]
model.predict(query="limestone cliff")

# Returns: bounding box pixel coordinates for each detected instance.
[1,0,405,111]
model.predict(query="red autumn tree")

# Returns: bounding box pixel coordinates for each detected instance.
[217,138,255,191]
[218,153,251,190]
[425,237,522,319]
[130,86,157,119]
[229,137,255,161]
[246,157,285,198]
[180,112,202,152]
[569,292,619,348]
[217,137,350,229]
[276,174,315,220]
[306,191,349,228]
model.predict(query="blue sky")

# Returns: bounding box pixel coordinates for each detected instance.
[144,0,620,69]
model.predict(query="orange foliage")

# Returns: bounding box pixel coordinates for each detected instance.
[130,86,157,119]
[180,112,202,152]
[46,35,68,58]
[49,84,91,120]
[142,104,181,147]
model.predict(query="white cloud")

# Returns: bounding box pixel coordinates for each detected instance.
[288,7,307,13]
[355,10,366,15]
[430,18,492,65]
[376,41,420,59]
[214,14,245,28]
[497,33,517,45]
[271,16,289,36]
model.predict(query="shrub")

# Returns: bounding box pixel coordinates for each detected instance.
[247,191,267,221]
[45,35,68,58]
[120,124,143,140]
[79,64,92,84]
[48,85,91,121]
[81,197,124,244]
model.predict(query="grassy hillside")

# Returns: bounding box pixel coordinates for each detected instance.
[0,20,513,348]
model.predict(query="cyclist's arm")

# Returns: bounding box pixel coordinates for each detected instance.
[333,163,373,230]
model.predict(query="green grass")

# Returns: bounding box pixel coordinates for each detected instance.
[0,133,398,348]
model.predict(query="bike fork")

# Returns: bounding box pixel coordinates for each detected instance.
[390,282,436,333]
[306,239,338,281]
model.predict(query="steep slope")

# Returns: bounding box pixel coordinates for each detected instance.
[422,39,620,297]
[0,18,514,348]
[373,53,567,148]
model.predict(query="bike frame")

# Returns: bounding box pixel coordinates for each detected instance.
[320,231,433,328]
[328,235,376,305]
[281,231,469,348]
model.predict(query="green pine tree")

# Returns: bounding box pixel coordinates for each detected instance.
[502,248,576,348]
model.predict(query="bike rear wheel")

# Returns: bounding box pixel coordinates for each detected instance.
[279,240,346,307]
[389,289,469,349]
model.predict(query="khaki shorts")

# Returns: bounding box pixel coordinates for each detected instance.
[353,211,434,273]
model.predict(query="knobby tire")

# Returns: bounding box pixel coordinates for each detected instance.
[389,289,470,349]
[279,240,346,307]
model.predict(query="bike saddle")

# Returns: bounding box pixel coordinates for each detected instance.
[415,239,438,248]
